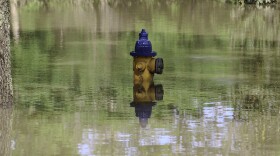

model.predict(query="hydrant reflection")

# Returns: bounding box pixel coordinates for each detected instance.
[130,83,164,128]
[130,29,164,85]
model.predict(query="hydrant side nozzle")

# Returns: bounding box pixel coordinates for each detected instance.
[155,58,164,74]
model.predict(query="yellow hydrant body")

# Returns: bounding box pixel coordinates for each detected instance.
[133,57,156,84]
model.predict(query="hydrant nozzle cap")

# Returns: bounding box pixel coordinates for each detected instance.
[130,29,157,57]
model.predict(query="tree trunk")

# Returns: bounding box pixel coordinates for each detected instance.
[0,1,13,155]
[0,0,13,107]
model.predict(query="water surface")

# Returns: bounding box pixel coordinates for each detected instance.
[6,0,280,155]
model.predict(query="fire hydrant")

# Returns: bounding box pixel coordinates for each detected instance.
[130,29,164,85]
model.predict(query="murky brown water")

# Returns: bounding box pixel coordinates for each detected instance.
[4,0,280,155]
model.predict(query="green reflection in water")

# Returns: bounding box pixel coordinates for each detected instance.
[10,0,280,155]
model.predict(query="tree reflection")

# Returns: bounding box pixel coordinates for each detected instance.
[0,108,13,156]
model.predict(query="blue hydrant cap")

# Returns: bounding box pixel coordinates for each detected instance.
[130,29,157,57]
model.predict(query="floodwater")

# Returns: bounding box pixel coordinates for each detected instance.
[5,0,280,155]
